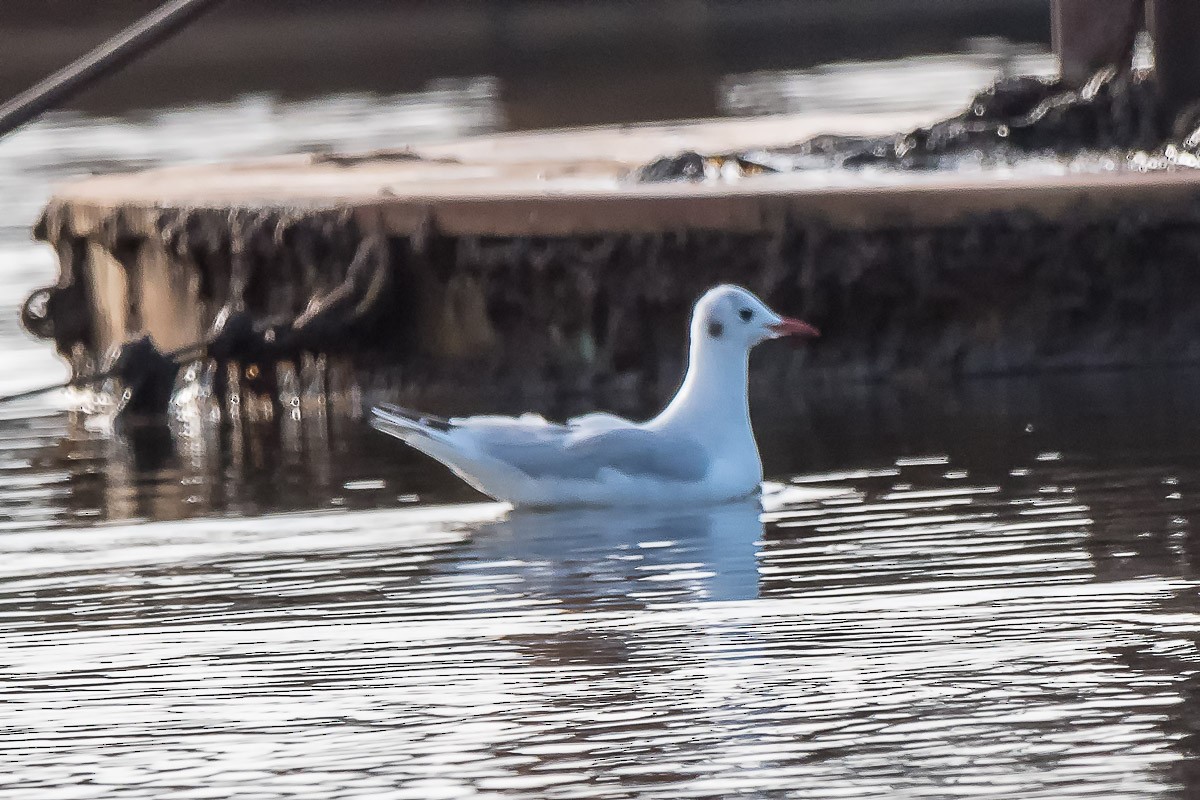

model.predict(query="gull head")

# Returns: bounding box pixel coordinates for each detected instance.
[691,285,820,352]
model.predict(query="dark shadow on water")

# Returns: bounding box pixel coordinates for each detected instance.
[115,420,177,474]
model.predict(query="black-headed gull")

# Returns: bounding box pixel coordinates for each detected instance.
[371,285,819,508]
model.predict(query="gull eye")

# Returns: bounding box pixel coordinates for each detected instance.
[739,308,753,322]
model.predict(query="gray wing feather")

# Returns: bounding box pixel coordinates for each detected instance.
[481,427,708,482]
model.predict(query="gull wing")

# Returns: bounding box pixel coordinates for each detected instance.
[374,404,707,483]
[476,425,709,483]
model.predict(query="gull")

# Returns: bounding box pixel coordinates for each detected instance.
[371,285,819,508]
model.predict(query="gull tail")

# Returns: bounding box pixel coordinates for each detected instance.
[371,403,456,443]
[370,403,503,499]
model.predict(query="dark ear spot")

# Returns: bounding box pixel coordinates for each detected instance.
[707,320,724,338]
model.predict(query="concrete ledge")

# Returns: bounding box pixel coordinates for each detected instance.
[49,113,1200,236]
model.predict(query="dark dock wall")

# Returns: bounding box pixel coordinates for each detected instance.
[29,176,1200,415]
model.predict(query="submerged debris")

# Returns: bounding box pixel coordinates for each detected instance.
[822,68,1163,169]
[640,68,1188,180]
[635,151,777,182]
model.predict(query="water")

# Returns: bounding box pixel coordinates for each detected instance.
[6,378,1200,798]
[5,46,1200,799]
[720,38,1056,118]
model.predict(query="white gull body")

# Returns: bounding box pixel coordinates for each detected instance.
[371,285,819,508]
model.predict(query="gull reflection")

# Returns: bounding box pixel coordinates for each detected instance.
[459,499,766,606]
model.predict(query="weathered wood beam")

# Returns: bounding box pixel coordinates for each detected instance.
[1051,0,1144,86]
[1147,0,1200,125]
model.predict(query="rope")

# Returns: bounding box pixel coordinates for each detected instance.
[0,338,211,406]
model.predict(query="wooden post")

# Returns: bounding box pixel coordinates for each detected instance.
[1147,0,1200,123]
[1052,0,1144,86]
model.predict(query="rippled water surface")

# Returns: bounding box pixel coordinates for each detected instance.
[6,44,1200,800]
[6,378,1200,799]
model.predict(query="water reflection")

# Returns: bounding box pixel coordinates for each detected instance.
[466,501,766,608]
[1,464,1197,798]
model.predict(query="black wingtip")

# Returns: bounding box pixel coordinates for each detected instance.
[373,403,455,432]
